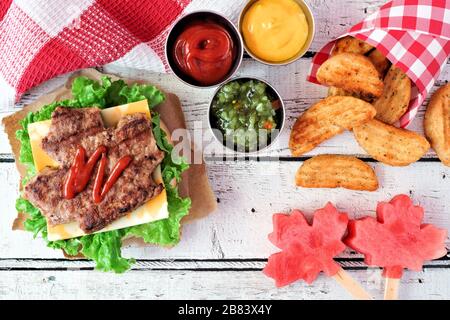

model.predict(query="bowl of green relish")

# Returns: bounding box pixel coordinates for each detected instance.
[209,77,285,153]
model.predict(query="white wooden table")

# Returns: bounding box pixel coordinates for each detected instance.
[0,0,449,300]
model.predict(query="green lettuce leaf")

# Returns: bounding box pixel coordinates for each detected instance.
[71,76,165,108]
[151,113,172,153]
[72,76,110,107]
[119,82,165,107]
[16,76,191,273]
[79,230,133,273]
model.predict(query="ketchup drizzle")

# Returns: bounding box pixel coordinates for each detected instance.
[98,156,133,203]
[64,145,132,203]
[74,145,106,193]
[64,147,85,200]
[92,152,107,204]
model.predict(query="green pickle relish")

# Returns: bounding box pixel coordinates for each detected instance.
[211,79,278,151]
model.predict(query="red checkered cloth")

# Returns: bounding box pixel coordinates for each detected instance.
[0,0,243,109]
[307,0,450,128]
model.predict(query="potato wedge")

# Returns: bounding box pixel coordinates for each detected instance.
[328,86,352,97]
[317,53,384,99]
[353,119,430,166]
[327,86,375,102]
[373,65,411,124]
[368,49,391,76]
[332,36,374,55]
[290,122,344,157]
[296,155,379,191]
[424,84,450,166]
[289,96,376,156]
[327,86,360,98]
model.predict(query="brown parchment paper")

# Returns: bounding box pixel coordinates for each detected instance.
[2,68,217,246]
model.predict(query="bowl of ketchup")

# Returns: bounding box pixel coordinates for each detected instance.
[165,11,243,88]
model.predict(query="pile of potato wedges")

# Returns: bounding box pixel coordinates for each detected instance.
[290,36,449,192]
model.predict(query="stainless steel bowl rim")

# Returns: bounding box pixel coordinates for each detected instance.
[237,0,316,66]
[165,10,244,89]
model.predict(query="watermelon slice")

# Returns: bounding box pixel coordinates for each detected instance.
[345,194,447,279]
[263,203,349,286]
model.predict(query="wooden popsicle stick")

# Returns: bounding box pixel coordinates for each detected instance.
[384,277,400,300]
[332,267,373,300]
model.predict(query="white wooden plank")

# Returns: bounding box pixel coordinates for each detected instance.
[305,0,386,51]
[1,161,449,259]
[0,268,448,300]
[102,61,449,158]
[1,59,448,157]
[1,258,448,270]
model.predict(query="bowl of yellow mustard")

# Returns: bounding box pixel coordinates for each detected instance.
[238,0,315,65]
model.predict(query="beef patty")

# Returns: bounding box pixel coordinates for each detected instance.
[24,107,165,233]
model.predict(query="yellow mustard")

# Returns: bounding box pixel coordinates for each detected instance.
[242,0,309,62]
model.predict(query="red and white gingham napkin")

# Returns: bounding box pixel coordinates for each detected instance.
[0,0,243,109]
[307,0,450,128]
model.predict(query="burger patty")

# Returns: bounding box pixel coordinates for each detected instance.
[24,107,165,233]
[41,107,106,167]
[24,157,164,232]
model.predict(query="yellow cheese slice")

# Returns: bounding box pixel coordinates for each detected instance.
[28,120,59,172]
[100,99,151,127]
[27,100,169,241]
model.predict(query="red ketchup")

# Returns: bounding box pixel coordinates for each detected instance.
[93,155,132,204]
[173,22,235,85]
[64,145,132,203]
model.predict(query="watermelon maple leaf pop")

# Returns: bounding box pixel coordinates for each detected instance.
[345,195,447,300]
[263,203,373,300]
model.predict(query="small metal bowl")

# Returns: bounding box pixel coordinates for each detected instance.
[238,0,315,66]
[208,77,286,154]
[165,11,244,89]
